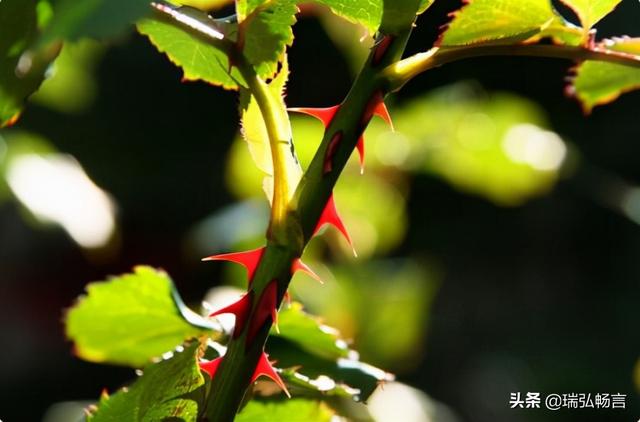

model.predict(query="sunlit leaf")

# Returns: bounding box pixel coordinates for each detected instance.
[174,0,232,10]
[312,0,383,35]
[0,0,59,127]
[439,0,555,46]
[242,0,297,77]
[236,399,334,422]
[89,342,205,422]
[40,0,151,43]
[559,0,621,29]
[66,266,217,367]
[571,37,640,112]
[137,12,245,90]
[272,302,349,360]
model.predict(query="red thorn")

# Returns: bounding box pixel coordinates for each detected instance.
[314,194,356,256]
[373,100,394,131]
[202,247,265,283]
[356,135,365,174]
[284,290,291,305]
[291,258,323,284]
[324,131,343,174]
[373,35,394,65]
[252,352,290,397]
[247,280,279,346]
[209,292,253,338]
[288,106,339,127]
[199,356,223,379]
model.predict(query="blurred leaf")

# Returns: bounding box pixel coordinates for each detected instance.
[0,0,59,127]
[66,266,217,367]
[236,399,334,422]
[439,0,555,46]
[393,84,567,205]
[137,12,246,90]
[558,0,621,29]
[40,0,150,43]
[90,342,205,422]
[571,37,640,112]
[31,39,105,113]
[174,0,232,10]
[272,302,350,360]
[242,0,297,77]
[312,0,383,35]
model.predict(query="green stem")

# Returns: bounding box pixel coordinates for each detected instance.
[384,44,640,91]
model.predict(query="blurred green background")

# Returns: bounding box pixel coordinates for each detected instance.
[1,0,640,421]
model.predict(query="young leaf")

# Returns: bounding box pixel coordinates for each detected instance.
[558,0,621,30]
[271,302,350,360]
[571,37,640,112]
[40,0,151,44]
[137,11,246,90]
[439,0,555,46]
[236,399,335,422]
[242,0,297,77]
[0,0,59,127]
[66,266,217,367]
[89,342,206,422]
[312,0,383,35]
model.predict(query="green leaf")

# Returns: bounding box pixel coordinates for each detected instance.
[439,0,555,46]
[137,12,245,90]
[571,38,640,112]
[236,399,334,422]
[312,0,383,35]
[558,0,621,29]
[66,266,217,367]
[90,342,206,422]
[381,0,423,35]
[40,0,151,44]
[272,302,350,360]
[242,0,297,77]
[0,0,59,127]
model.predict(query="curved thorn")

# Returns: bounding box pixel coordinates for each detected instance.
[202,247,265,283]
[208,292,253,337]
[288,106,339,127]
[291,258,323,284]
[199,356,223,379]
[373,100,394,131]
[247,280,279,346]
[252,352,290,397]
[314,194,356,256]
[356,135,365,174]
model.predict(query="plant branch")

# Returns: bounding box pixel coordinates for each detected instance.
[384,43,640,91]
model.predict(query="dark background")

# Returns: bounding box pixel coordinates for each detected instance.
[1,0,639,421]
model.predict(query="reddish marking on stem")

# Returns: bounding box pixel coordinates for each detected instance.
[209,292,254,338]
[202,247,265,284]
[291,258,323,284]
[314,194,356,256]
[247,280,279,346]
[252,352,290,397]
[324,132,343,174]
[288,106,339,127]
[199,356,223,379]
[373,35,394,65]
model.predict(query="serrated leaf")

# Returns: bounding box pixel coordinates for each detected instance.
[0,0,59,127]
[236,0,268,21]
[312,0,383,35]
[239,58,302,201]
[236,399,334,422]
[439,0,555,46]
[66,266,217,367]
[40,0,151,43]
[272,302,349,360]
[90,342,205,422]
[559,0,621,29]
[242,0,297,77]
[572,37,640,112]
[137,13,245,90]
